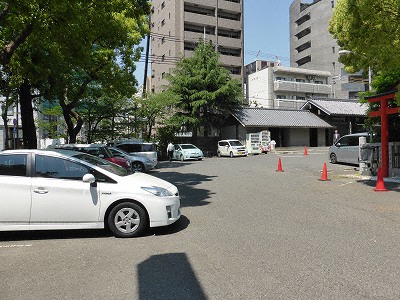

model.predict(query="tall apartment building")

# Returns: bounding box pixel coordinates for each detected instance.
[150,0,244,94]
[289,0,367,99]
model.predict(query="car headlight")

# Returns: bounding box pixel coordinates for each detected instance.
[141,186,173,197]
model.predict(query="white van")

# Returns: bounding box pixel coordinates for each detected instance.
[328,132,370,164]
[217,139,248,158]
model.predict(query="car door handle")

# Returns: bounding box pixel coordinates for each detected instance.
[33,188,49,194]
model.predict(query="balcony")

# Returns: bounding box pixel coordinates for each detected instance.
[218,0,241,11]
[184,12,216,27]
[274,99,307,110]
[274,80,331,95]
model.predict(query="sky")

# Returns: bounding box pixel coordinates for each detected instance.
[134,0,295,86]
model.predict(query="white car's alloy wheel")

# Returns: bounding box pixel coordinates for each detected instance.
[108,202,147,238]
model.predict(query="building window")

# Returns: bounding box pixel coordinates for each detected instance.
[161,37,165,44]
[296,79,305,83]
[161,19,165,27]
[296,55,311,66]
[161,55,165,62]
[295,13,310,26]
[276,77,286,81]
[295,27,311,40]
[296,41,311,53]
[161,1,165,9]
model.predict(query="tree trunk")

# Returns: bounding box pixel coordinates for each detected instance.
[18,80,37,149]
[59,92,83,144]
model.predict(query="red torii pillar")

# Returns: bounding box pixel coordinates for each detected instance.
[367,92,400,178]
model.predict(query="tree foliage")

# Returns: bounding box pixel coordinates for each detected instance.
[329,0,400,78]
[166,41,243,137]
[1,0,150,147]
[329,0,400,142]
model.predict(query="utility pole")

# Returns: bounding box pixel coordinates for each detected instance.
[142,16,151,98]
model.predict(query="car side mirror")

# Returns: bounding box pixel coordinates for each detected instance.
[336,143,341,147]
[83,173,96,185]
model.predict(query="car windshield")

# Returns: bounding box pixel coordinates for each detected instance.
[180,144,196,149]
[110,147,127,156]
[72,153,128,176]
[230,141,243,146]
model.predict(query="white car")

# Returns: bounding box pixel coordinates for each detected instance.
[0,149,180,238]
[217,139,248,157]
[172,144,204,161]
[108,146,157,172]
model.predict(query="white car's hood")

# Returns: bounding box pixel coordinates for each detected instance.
[121,172,175,191]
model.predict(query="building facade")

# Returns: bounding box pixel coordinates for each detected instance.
[289,0,367,99]
[150,0,244,93]
[246,61,332,109]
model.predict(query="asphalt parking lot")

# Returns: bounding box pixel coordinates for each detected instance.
[1,147,400,300]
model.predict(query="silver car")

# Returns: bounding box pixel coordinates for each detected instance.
[109,147,157,172]
[329,132,370,164]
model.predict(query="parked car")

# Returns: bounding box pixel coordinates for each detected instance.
[329,132,370,164]
[108,146,157,172]
[52,144,132,171]
[111,140,158,166]
[0,149,181,237]
[172,144,204,161]
[217,139,248,157]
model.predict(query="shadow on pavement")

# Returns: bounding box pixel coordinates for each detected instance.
[138,252,207,300]
[357,179,400,192]
[152,171,216,208]
[0,228,112,241]
[0,216,190,241]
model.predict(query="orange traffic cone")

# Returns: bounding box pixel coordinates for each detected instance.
[304,146,308,156]
[374,167,389,192]
[276,158,284,172]
[319,163,330,181]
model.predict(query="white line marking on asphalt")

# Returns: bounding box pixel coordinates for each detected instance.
[0,244,33,248]
[339,182,353,186]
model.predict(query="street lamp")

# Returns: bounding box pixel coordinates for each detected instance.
[338,49,372,91]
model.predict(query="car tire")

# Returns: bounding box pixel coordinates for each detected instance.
[198,158,202,161]
[230,152,234,158]
[132,161,145,172]
[217,151,221,157]
[330,153,337,164]
[180,155,184,161]
[107,202,148,238]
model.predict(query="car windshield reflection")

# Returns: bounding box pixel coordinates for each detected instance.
[73,153,128,176]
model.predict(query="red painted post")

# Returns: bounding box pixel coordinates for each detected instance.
[367,92,399,178]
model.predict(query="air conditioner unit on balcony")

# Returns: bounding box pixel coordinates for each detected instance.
[306,75,316,80]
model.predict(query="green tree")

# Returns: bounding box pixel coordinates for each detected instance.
[329,0,400,141]
[329,0,400,81]
[1,0,150,148]
[166,41,243,140]
[137,91,180,141]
